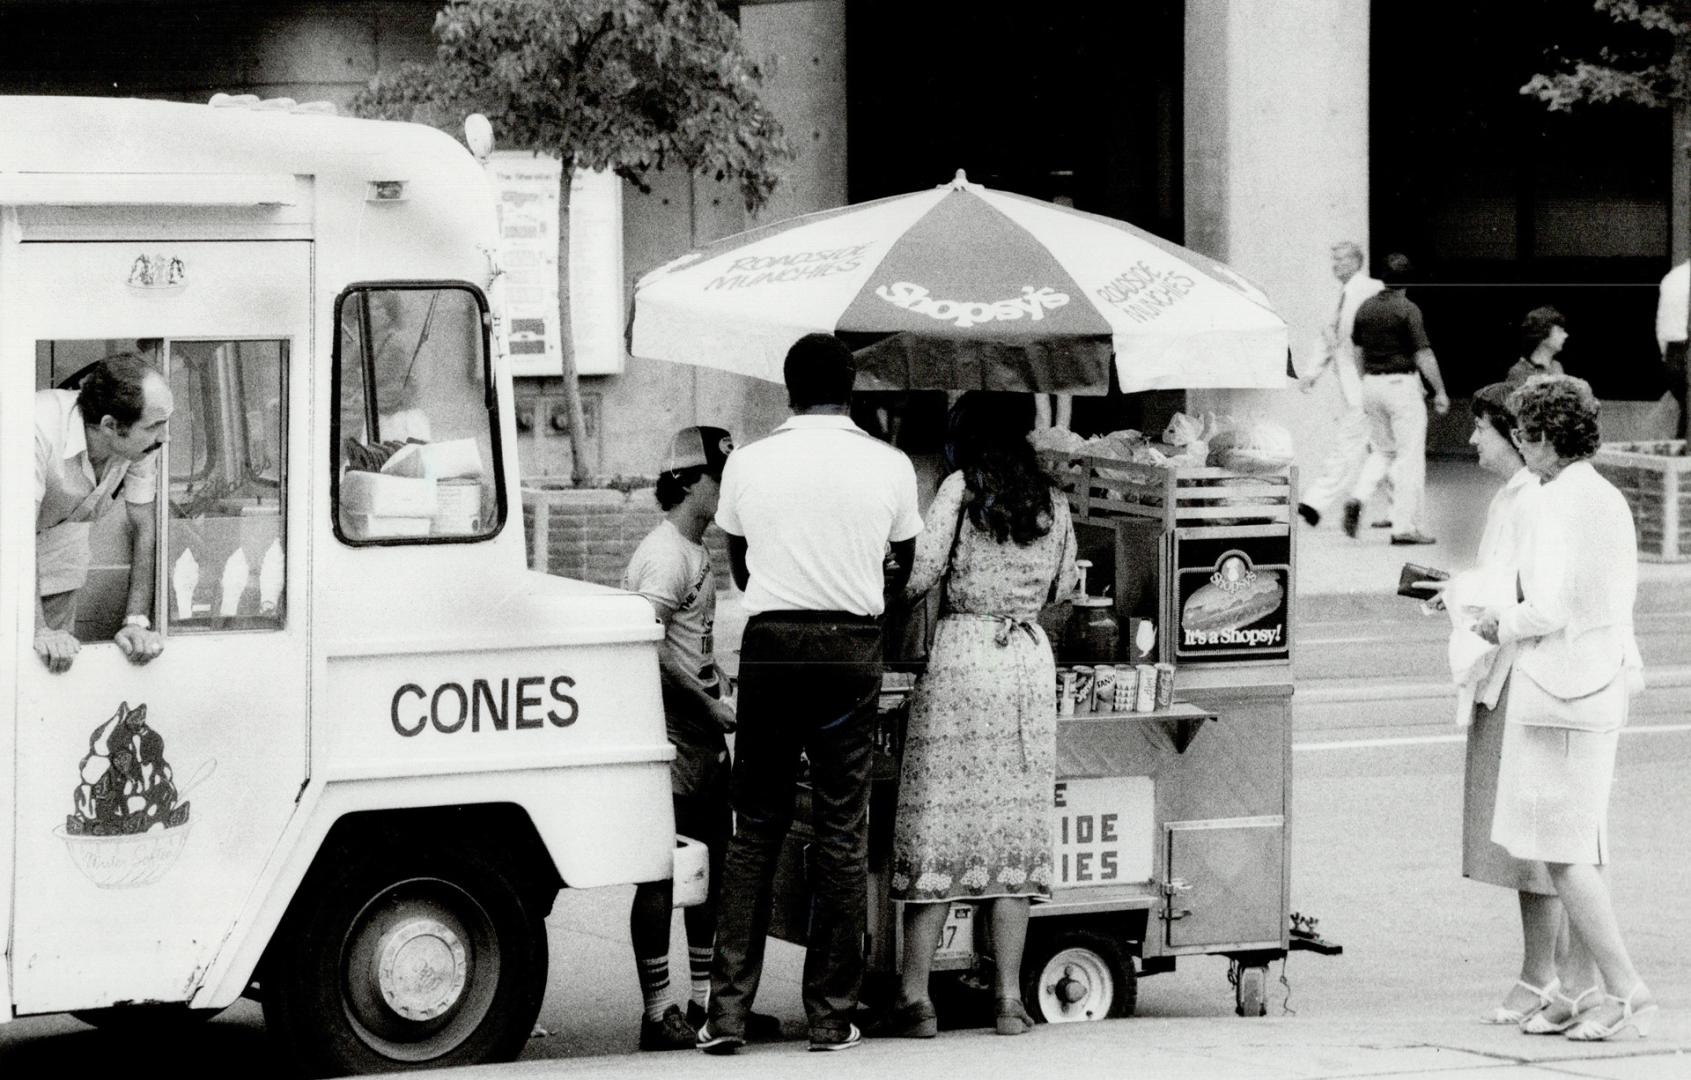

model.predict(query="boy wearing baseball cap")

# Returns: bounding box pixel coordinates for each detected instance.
[621,426,778,1048]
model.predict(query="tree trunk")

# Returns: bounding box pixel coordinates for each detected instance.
[557,171,592,485]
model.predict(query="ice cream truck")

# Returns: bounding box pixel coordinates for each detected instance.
[0,95,703,1074]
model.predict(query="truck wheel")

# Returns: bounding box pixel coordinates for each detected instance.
[1234,963,1268,1017]
[262,841,547,1075]
[1021,930,1136,1023]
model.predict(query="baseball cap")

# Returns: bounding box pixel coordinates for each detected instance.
[662,425,733,475]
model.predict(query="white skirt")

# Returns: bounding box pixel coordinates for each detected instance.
[1491,717,1620,866]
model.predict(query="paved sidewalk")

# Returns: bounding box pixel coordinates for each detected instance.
[440,1013,1688,1080]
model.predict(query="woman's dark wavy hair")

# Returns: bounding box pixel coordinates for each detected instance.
[944,392,1057,546]
[1470,381,1519,445]
[1519,305,1566,360]
[656,466,710,511]
[1507,374,1602,461]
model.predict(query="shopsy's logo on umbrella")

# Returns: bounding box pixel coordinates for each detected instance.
[875,281,1069,329]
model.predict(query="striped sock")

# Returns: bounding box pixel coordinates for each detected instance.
[637,955,672,1022]
[689,946,714,1010]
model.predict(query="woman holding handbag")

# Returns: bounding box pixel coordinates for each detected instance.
[1473,375,1656,1041]
[876,392,1076,1039]
[1427,383,1566,1027]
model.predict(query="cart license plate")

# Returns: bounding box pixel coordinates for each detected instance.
[934,902,974,960]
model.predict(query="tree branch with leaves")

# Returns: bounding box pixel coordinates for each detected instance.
[352,0,790,482]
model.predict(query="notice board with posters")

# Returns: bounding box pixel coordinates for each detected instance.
[1169,527,1291,664]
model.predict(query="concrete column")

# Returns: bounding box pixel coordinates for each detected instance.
[1183,0,1370,489]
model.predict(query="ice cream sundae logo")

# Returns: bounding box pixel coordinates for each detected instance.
[875,281,1070,328]
[1209,555,1258,596]
[56,701,214,889]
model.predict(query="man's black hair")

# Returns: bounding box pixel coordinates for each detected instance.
[77,353,156,432]
[783,333,856,410]
[656,465,710,511]
[1378,252,1414,288]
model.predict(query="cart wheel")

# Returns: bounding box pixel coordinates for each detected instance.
[1021,930,1136,1023]
[1234,963,1268,1017]
[262,839,548,1075]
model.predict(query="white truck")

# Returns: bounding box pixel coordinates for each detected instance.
[0,95,702,1074]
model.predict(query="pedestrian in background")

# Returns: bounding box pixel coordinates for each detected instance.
[1343,252,1449,546]
[700,333,922,1055]
[1507,306,1568,387]
[1475,376,1656,1042]
[1298,240,1385,527]
[1422,384,1565,1027]
[1654,259,1689,437]
[876,392,1076,1040]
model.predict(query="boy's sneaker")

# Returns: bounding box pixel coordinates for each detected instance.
[639,1005,698,1052]
[808,1023,863,1052]
[696,1022,746,1055]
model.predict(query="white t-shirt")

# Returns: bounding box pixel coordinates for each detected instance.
[622,518,721,701]
[716,414,922,617]
[1657,259,1688,356]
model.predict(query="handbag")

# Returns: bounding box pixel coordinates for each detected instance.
[1507,667,1626,733]
[882,496,967,674]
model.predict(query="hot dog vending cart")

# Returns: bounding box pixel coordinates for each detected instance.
[770,450,1339,1025]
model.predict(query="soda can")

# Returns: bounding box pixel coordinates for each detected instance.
[1057,668,1077,717]
[1070,665,1095,714]
[1154,662,1176,710]
[1091,664,1116,713]
[1134,664,1158,712]
[1112,665,1138,712]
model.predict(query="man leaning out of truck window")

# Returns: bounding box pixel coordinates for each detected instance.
[34,354,172,673]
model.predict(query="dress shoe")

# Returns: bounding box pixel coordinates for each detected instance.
[1341,499,1361,538]
[1389,531,1437,545]
[1481,977,1559,1025]
[1565,984,1658,1041]
[866,997,938,1038]
[995,995,1034,1035]
[1297,503,1320,526]
[1522,985,1601,1035]
[1371,519,1392,529]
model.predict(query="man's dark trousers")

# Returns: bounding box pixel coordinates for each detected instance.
[708,611,881,1042]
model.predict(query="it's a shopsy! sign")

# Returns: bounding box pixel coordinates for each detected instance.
[1172,533,1290,662]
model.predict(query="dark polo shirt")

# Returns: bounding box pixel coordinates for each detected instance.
[1351,289,1430,376]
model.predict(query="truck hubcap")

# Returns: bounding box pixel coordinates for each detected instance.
[377,917,468,1020]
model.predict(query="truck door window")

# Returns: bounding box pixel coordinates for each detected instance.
[165,339,288,632]
[333,284,504,544]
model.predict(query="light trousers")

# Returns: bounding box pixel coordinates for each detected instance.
[1351,373,1427,534]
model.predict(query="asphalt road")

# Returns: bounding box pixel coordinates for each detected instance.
[3,723,1686,1076]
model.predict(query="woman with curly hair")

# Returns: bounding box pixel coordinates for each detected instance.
[1473,375,1656,1041]
[876,392,1076,1039]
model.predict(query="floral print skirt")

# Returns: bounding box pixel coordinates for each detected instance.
[889,615,1056,903]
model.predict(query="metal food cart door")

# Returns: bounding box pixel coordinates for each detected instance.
[1163,817,1284,949]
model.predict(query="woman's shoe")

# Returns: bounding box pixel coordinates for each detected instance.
[865,998,937,1039]
[1482,977,1559,1025]
[1566,984,1658,1042]
[1521,985,1602,1035]
[995,996,1034,1036]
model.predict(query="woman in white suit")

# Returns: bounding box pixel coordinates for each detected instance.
[1433,384,1564,1027]
[1474,376,1655,1041]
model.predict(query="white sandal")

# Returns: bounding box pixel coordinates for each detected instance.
[1481,977,1558,1025]
[1521,984,1602,1035]
[1566,983,1658,1042]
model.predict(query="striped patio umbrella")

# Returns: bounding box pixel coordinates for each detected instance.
[628,172,1288,394]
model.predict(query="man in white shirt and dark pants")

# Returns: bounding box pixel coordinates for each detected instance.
[1298,241,1385,526]
[699,333,922,1055]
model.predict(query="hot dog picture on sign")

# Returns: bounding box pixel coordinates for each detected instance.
[1173,535,1290,662]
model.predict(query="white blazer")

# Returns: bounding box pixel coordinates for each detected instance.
[1497,460,1643,703]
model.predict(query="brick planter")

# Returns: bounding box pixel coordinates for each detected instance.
[522,480,731,589]
[1593,440,1691,562]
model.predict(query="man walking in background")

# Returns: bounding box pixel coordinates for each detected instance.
[699,333,921,1055]
[1298,241,1385,527]
[1344,252,1449,546]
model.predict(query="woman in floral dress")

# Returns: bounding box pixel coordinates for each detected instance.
[881,393,1076,1037]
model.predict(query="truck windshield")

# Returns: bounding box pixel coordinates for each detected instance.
[333,284,503,545]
